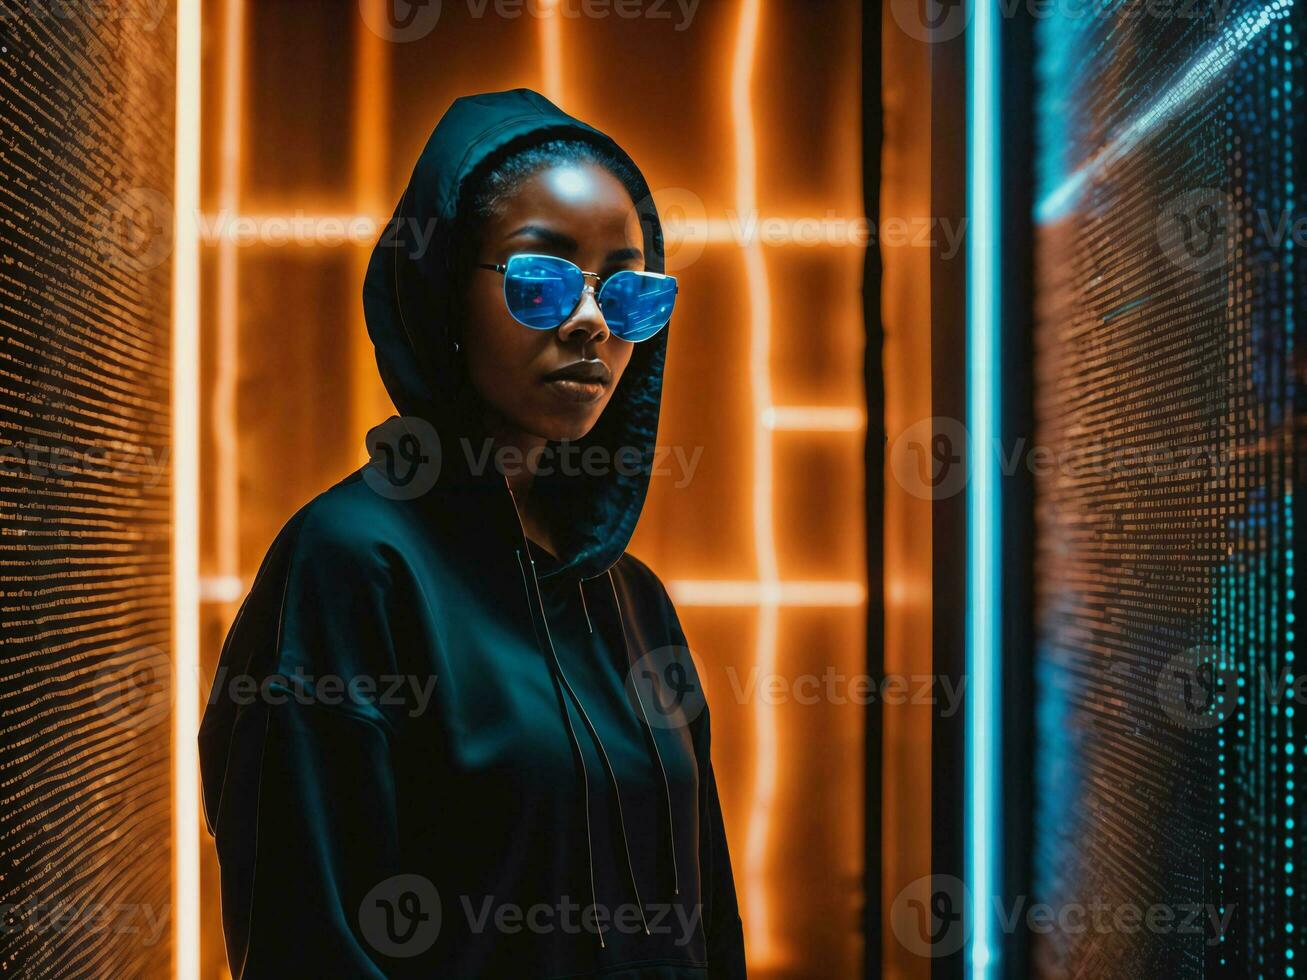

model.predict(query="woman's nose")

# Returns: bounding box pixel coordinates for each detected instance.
[558,285,610,345]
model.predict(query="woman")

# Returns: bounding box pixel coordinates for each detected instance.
[199,88,746,979]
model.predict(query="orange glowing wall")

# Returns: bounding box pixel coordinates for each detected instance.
[192,2,866,977]
[878,4,934,977]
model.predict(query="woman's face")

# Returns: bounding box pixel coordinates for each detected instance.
[462,161,644,443]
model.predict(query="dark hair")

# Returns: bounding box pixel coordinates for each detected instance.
[448,137,644,334]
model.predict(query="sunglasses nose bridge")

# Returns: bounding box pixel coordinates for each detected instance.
[560,275,610,342]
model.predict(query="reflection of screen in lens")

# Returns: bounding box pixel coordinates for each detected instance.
[510,272,570,325]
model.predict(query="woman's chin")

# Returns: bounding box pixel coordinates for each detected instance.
[526,403,607,444]
[542,416,601,443]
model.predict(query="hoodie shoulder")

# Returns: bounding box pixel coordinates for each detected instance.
[281,467,427,564]
[610,551,684,637]
[612,550,671,601]
[610,552,713,746]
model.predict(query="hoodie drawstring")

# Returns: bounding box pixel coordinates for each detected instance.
[578,581,595,633]
[518,547,652,940]
[505,481,664,946]
[604,569,680,899]
[512,547,606,947]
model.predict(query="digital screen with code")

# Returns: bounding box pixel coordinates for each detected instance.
[0,3,175,976]
[1033,0,1305,975]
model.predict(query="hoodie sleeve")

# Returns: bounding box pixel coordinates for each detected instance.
[201,503,414,980]
[644,562,747,978]
[696,709,748,980]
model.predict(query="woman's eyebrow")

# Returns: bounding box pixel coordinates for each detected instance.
[502,226,643,265]
[504,224,576,251]
[606,246,644,264]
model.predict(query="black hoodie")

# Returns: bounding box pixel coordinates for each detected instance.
[198,88,747,979]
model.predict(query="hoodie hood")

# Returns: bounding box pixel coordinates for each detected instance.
[362,87,669,582]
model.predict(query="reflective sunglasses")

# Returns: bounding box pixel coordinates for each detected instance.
[478,252,677,342]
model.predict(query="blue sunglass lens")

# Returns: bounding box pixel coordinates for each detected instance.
[501,255,677,340]
[503,254,585,330]
[599,271,677,342]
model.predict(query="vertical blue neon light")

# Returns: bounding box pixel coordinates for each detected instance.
[966,0,1001,974]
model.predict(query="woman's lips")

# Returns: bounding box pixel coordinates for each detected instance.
[545,377,607,403]
[543,360,610,404]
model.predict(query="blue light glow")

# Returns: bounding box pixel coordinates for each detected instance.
[967,0,1001,974]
